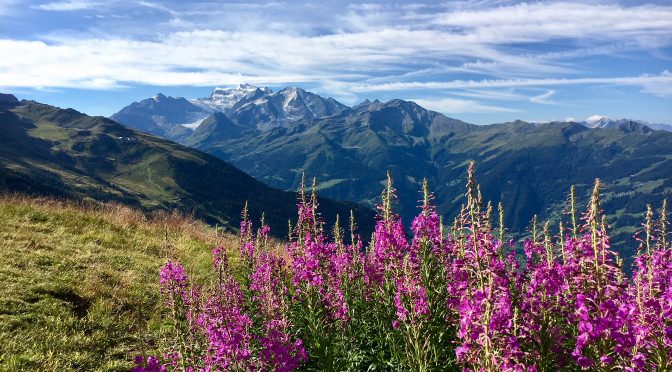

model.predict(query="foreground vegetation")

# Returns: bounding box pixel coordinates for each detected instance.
[142,164,671,371]
[1,161,669,371]
[0,195,235,370]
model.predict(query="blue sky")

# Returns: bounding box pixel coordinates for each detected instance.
[0,0,671,124]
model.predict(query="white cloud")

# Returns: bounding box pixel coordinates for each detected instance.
[451,89,526,101]
[586,115,608,123]
[347,3,385,11]
[33,0,99,11]
[529,90,556,105]
[2,27,670,94]
[0,1,671,106]
[429,2,672,44]
[411,98,519,114]
[640,70,672,96]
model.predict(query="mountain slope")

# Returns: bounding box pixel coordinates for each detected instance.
[110,93,210,141]
[111,87,672,261]
[193,99,474,213]
[0,96,375,236]
[186,99,672,261]
[648,122,672,132]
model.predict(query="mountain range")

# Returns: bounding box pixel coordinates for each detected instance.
[0,94,375,237]
[111,84,672,141]
[112,85,672,262]
[579,116,672,132]
[110,84,349,142]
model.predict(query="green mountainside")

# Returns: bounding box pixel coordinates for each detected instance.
[0,97,375,237]
[184,99,672,261]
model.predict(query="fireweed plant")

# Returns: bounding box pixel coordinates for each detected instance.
[134,163,672,371]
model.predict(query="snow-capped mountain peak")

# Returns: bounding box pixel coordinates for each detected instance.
[585,114,608,123]
[577,115,656,134]
[583,115,613,128]
[191,85,348,130]
[192,84,273,111]
[211,83,271,97]
[152,93,166,102]
[113,85,350,138]
[582,115,637,129]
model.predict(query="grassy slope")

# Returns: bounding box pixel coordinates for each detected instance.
[0,195,237,371]
[0,100,376,239]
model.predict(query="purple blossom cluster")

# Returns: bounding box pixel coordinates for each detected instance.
[136,164,672,371]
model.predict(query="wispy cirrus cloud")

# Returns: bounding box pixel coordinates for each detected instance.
[428,2,672,42]
[451,90,527,101]
[137,1,179,16]
[351,72,672,96]
[32,0,100,11]
[529,90,556,105]
[2,30,670,92]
